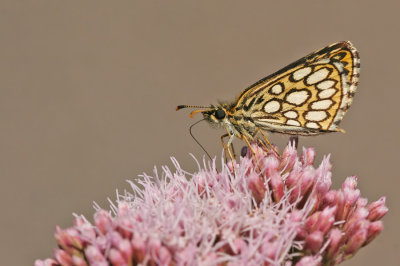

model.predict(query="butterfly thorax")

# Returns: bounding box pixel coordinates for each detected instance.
[202,103,258,140]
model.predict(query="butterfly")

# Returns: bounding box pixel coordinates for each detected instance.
[176,41,360,160]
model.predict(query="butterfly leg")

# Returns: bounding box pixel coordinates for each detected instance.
[241,134,267,173]
[251,128,270,152]
[221,133,236,165]
[252,128,270,152]
[230,140,236,158]
[241,134,256,157]
[258,130,280,157]
[221,133,236,172]
[220,133,230,163]
[226,134,237,171]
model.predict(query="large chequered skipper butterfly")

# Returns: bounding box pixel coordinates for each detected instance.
[177,41,360,160]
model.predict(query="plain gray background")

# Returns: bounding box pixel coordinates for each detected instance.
[1,1,398,265]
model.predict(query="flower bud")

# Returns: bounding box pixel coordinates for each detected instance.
[248,172,266,203]
[365,221,384,245]
[342,176,358,190]
[85,245,108,265]
[326,228,343,260]
[71,255,87,266]
[270,172,284,202]
[305,231,324,253]
[345,226,368,255]
[367,197,388,222]
[295,255,322,266]
[94,210,113,235]
[131,236,146,263]
[109,248,126,265]
[54,249,72,266]
[301,147,316,166]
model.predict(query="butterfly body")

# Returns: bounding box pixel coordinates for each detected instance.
[201,103,257,142]
[177,41,360,155]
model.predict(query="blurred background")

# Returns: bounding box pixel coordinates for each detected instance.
[1,1,398,265]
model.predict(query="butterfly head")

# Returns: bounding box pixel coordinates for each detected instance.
[176,104,229,127]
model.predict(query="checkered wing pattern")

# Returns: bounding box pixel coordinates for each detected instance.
[231,41,360,135]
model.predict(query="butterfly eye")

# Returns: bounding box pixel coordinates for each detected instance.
[215,109,226,119]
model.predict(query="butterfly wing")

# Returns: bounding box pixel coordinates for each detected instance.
[231,41,360,136]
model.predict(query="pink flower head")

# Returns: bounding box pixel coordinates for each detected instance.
[36,142,388,265]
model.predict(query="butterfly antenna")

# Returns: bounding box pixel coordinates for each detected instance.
[189,119,212,161]
[176,105,211,111]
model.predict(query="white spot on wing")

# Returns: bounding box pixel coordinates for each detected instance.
[257,118,278,123]
[285,90,310,106]
[316,80,336,90]
[286,119,301,126]
[305,122,320,129]
[283,111,298,119]
[270,83,284,94]
[305,111,328,121]
[292,67,312,81]
[318,88,337,99]
[317,58,330,64]
[263,100,281,113]
[311,99,333,110]
[307,68,330,85]
[333,61,344,73]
